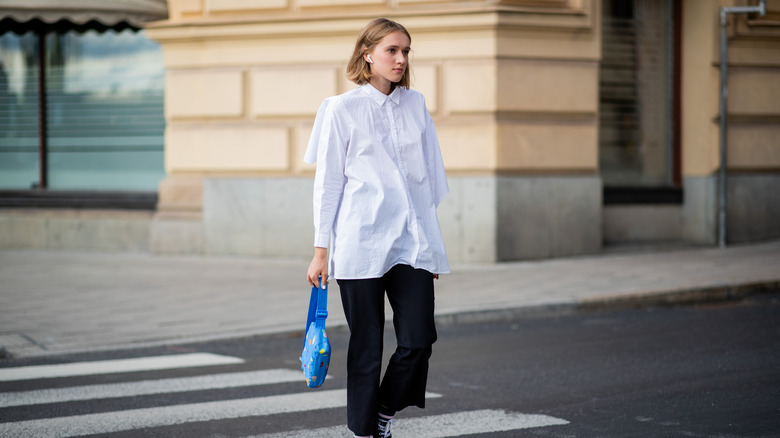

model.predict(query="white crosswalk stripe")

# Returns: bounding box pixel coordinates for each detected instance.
[1,389,349,438]
[250,410,570,438]
[0,369,305,408]
[0,353,244,381]
[0,353,569,438]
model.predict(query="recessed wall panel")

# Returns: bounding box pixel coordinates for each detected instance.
[166,70,244,119]
[167,125,289,172]
[497,122,597,170]
[413,64,438,114]
[498,59,598,113]
[251,67,338,117]
[436,121,495,170]
[444,61,497,113]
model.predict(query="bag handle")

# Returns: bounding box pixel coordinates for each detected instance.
[304,278,328,348]
[314,279,328,329]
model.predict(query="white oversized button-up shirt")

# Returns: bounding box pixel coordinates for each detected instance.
[304,84,450,280]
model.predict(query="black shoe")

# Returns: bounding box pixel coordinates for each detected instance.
[377,416,394,438]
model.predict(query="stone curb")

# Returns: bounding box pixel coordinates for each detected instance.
[576,280,780,311]
[432,279,780,328]
[4,280,779,360]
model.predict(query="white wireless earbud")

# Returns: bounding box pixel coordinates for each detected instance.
[366,54,373,64]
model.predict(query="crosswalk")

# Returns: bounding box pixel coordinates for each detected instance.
[0,352,569,437]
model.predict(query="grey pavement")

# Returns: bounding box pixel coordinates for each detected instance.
[1,240,779,358]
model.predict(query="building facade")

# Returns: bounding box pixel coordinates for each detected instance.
[1,0,779,262]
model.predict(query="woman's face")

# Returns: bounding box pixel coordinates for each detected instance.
[365,31,410,94]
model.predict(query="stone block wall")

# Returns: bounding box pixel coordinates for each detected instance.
[681,0,780,245]
[145,0,603,262]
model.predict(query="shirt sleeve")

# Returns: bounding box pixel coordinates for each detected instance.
[423,99,449,207]
[307,98,348,248]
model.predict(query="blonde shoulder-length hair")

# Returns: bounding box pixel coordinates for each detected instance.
[346,18,412,89]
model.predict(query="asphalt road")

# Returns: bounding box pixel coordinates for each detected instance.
[1,294,778,437]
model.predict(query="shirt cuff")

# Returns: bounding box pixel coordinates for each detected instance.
[314,231,330,248]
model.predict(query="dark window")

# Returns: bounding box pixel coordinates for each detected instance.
[600,0,680,197]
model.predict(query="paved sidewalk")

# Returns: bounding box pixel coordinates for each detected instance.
[1,240,779,358]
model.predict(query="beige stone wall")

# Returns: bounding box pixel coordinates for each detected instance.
[682,0,780,177]
[6,1,780,254]
[145,0,602,260]
[727,16,780,171]
[680,0,780,245]
[681,0,721,177]
[147,0,599,176]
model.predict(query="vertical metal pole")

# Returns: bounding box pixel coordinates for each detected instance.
[36,30,48,189]
[717,0,766,249]
[718,11,728,249]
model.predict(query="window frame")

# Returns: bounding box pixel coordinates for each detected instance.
[0,19,161,210]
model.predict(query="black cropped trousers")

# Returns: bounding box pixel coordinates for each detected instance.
[337,264,438,437]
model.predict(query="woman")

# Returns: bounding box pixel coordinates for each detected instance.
[305,18,449,438]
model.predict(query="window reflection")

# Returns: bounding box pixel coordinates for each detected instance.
[0,32,40,189]
[0,29,165,191]
[46,30,165,191]
[52,30,164,95]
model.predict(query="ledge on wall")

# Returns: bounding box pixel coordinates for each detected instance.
[0,190,158,210]
[603,186,683,205]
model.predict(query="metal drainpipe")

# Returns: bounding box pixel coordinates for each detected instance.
[718,0,766,249]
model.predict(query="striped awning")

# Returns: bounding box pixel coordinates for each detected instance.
[0,0,168,31]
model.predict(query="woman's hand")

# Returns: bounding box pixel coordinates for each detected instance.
[307,247,329,288]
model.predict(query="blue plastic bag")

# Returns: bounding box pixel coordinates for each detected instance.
[300,279,331,388]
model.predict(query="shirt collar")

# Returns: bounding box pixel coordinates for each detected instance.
[362,83,401,106]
